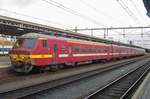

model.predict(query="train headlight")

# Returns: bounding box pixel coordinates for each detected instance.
[20,55,29,60]
[21,56,25,59]
[12,56,17,59]
[11,56,17,60]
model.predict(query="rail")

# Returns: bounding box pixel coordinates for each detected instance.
[0,57,146,99]
[84,60,150,99]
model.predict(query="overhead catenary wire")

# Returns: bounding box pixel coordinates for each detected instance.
[129,0,145,24]
[0,8,73,29]
[129,0,143,17]
[79,0,130,26]
[116,0,142,26]
[41,0,149,48]
[41,0,124,35]
[116,0,141,25]
[79,0,149,37]
[41,0,108,27]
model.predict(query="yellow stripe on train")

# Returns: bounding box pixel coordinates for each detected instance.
[9,54,53,59]
[30,54,53,58]
[38,38,47,40]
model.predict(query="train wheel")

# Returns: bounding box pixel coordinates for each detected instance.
[59,64,65,69]
[23,64,33,73]
[51,65,59,71]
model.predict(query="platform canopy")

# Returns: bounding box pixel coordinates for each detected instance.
[0,15,144,49]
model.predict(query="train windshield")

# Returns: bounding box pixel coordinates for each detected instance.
[14,39,37,49]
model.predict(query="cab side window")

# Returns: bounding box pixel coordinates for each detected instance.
[42,40,47,48]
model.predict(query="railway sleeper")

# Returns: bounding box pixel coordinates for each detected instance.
[94,95,110,99]
[107,89,124,93]
[100,93,122,98]
[111,87,127,91]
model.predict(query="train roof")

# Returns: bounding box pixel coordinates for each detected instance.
[19,33,144,49]
[20,33,111,46]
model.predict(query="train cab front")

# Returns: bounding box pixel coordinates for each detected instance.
[9,38,37,73]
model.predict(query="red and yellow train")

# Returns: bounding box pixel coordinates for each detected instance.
[9,33,145,73]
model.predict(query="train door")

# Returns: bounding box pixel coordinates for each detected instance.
[110,44,113,59]
[35,39,51,65]
[68,45,73,65]
[53,43,58,64]
[68,46,72,56]
[41,39,50,54]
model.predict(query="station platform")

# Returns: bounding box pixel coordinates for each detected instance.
[132,72,150,99]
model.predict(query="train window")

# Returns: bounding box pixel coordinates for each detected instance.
[14,39,36,49]
[24,39,37,48]
[13,39,23,48]
[104,48,108,52]
[98,48,104,53]
[53,44,58,53]
[61,45,65,53]
[69,47,72,54]
[81,48,86,53]
[75,47,79,53]
[42,40,47,48]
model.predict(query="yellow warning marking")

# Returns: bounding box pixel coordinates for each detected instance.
[9,54,53,60]
[38,37,47,40]
[30,54,53,58]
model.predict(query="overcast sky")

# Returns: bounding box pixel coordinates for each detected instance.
[0,0,150,48]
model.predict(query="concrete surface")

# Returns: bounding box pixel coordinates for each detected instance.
[132,72,150,99]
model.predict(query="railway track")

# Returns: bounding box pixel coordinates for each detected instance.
[0,57,148,99]
[84,60,150,99]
